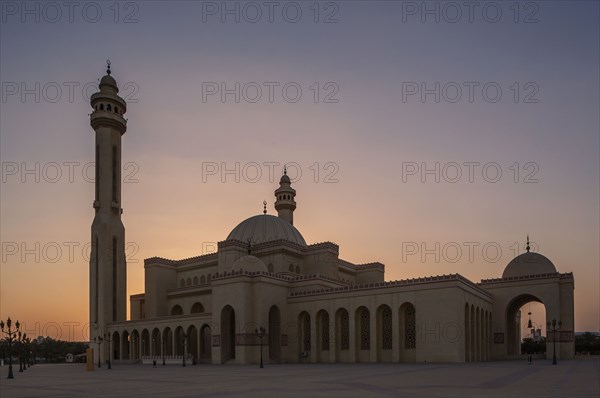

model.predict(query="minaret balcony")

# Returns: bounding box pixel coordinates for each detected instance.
[90,111,127,134]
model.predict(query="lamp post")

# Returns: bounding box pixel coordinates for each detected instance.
[0,318,20,379]
[255,326,265,369]
[93,336,103,368]
[547,318,562,365]
[104,333,112,369]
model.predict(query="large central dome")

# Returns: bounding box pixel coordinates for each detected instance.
[226,214,307,246]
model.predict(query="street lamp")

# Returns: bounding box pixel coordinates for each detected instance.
[255,326,265,369]
[0,317,20,379]
[103,333,112,369]
[0,317,21,379]
[93,335,103,368]
[547,318,562,365]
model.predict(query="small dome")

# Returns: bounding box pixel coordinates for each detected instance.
[280,173,291,184]
[99,75,118,92]
[502,252,557,278]
[227,214,306,246]
[231,255,268,273]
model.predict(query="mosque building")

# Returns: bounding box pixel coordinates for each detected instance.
[89,65,575,365]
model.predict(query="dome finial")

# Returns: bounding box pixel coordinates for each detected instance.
[106,59,111,75]
[526,234,530,253]
[263,200,267,214]
[283,165,287,175]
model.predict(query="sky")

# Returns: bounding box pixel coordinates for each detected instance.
[0,1,598,341]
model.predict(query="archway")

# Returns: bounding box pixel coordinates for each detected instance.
[175,326,185,356]
[200,324,212,361]
[506,294,546,357]
[335,308,350,362]
[163,327,173,356]
[141,329,150,357]
[131,330,140,360]
[187,325,198,364]
[221,305,236,363]
[376,304,393,362]
[112,331,120,360]
[355,306,370,363]
[191,302,204,314]
[268,306,281,362]
[121,330,130,361]
[151,328,161,358]
[171,305,183,316]
[316,310,330,363]
[399,302,416,362]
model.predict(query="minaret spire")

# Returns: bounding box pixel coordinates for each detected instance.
[526,234,530,253]
[274,165,297,225]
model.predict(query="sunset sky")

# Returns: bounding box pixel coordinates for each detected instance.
[1,1,598,341]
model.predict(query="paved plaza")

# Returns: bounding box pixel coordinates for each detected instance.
[1,359,598,398]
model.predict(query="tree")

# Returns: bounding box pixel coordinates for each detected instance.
[575,332,600,355]
[521,337,546,354]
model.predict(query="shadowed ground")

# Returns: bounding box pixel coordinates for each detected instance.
[1,359,598,398]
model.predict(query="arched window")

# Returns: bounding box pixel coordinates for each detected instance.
[115,107,119,113]
[171,305,183,316]
[100,104,104,111]
[405,304,416,349]
[359,307,370,350]
[200,275,206,284]
[337,309,349,350]
[193,276,198,285]
[295,266,301,274]
[380,305,392,350]
[186,277,192,286]
[107,104,112,112]
[191,302,204,314]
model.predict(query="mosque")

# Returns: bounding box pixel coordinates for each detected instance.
[89,65,575,365]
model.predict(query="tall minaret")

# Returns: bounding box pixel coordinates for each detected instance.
[89,61,127,365]
[274,167,296,225]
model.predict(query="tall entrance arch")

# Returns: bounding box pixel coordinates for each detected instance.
[221,305,236,363]
[268,306,281,362]
[480,250,575,361]
[505,294,545,356]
